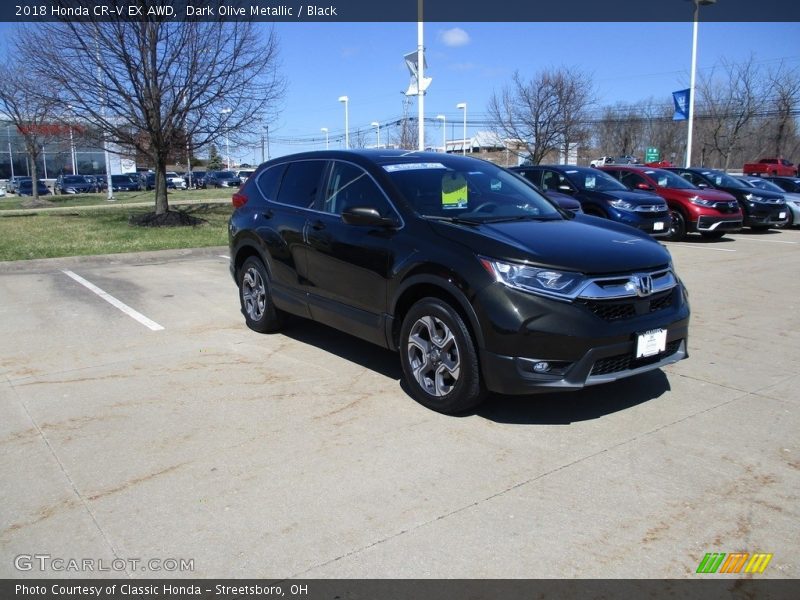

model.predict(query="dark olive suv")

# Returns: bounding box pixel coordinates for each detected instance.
[229,151,690,414]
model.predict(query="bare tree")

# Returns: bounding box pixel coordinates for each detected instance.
[765,62,800,159]
[0,66,60,206]
[487,68,594,164]
[695,56,761,171]
[17,4,284,223]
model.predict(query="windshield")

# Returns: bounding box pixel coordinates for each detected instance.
[384,161,562,222]
[63,176,87,184]
[746,178,785,193]
[564,168,629,192]
[111,175,135,182]
[647,169,697,190]
[218,171,237,178]
[702,171,748,189]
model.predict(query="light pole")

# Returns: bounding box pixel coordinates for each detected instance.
[456,102,467,155]
[371,121,381,148]
[321,127,329,150]
[338,96,349,149]
[686,0,716,168]
[221,107,232,169]
[436,114,446,153]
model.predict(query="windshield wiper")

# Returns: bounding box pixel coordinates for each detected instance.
[423,215,484,225]
[478,215,559,223]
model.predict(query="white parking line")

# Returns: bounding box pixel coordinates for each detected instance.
[732,238,798,245]
[62,270,165,331]
[668,244,737,253]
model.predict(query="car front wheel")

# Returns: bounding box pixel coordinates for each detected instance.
[399,298,484,414]
[238,257,285,333]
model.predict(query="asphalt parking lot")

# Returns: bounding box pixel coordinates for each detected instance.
[1,229,798,579]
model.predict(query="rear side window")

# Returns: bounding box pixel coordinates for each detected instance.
[250,163,286,204]
[275,160,326,209]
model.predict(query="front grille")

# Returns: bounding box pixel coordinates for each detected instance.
[590,340,682,376]
[578,289,674,322]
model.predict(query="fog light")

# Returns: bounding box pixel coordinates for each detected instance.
[533,361,551,373]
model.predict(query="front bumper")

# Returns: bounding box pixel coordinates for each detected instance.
[745,205,788,227]
[474,281,690,395]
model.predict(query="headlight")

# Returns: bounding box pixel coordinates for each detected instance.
[688,196,716,207]
[479,257,587,299]
[607,198,635,211]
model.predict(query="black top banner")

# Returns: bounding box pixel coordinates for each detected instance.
[3,0,800,23]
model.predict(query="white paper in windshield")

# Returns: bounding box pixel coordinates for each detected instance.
[383,162,446,172]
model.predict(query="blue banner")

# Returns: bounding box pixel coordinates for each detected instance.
[673,88,690,121]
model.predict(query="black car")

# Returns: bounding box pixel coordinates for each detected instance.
[765,176,800,194]
[110,174,142,192]
[667,168,787,230]
[513,165,670,237]
[16,178,51,196]
[508,167,581,213]
[184,171,206,189]
[206,170,241,188]
[55,174,96,194]
[228,150,690,414]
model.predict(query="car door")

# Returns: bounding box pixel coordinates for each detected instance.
[304,159,400,345]
[261,159,327,305]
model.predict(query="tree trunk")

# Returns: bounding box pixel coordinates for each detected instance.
[154,154,169,215]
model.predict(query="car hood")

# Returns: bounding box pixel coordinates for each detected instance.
[671,187,736,202]
[428,214,671,274]
[580,188,665,205]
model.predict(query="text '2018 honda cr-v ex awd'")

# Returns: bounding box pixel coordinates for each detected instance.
[229,151,690,414]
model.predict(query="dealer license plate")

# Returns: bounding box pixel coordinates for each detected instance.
[653,221,665,231]
[636,329,667,358]
[779,212,787,219]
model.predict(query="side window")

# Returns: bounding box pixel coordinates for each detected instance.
[541,170,561,191]
[275,160,326,209]
[322,161,392,217]
[620,172,647,189]
[251,163,286,204]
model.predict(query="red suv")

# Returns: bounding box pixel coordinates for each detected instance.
[599,165,742,240]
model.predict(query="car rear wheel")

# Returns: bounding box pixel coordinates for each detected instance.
[399,298,485,414]
[238,257,285,333]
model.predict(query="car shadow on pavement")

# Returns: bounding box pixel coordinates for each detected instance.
[280,318,402,381]
[476,370,671,425]
[280,318,671,424]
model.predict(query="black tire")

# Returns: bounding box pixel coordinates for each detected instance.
[700,230,725,240]
[668,210,686,241]
[238,257,285,333]
[786,210,795,228]
[399,297,485,414]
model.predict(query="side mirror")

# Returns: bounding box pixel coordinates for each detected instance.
[636,183,654,191]
[696,182,709,189]
[341,207,398,228]
[558,184,575,194]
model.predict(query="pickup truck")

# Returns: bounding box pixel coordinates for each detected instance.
[590,156,615,167]
[743,158,797,177]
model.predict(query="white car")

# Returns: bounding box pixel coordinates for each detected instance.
[166,172,187,189]
[590,156,615,168]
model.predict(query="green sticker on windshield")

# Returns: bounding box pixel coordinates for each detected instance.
[442,173,468,209]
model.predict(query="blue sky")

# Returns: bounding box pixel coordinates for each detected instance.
[257,21,800,161]
[1,20,798,165]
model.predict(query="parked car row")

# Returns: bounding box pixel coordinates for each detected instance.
[550,163,792,240]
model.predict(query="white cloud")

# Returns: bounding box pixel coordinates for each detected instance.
[439,28,471,47]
